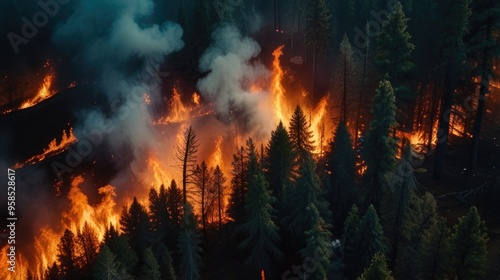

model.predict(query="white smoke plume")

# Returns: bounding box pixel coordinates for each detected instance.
[197,24,274,136]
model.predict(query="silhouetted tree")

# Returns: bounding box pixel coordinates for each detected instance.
[289,105,315,161]
[77,222,99,272]
[175,125,199,205]
[178,203,203,280]
[57,229,80,279]
[227,146,248,222]
[93,245,130,280]
[44,262,60,280]
[148,184,169,243]
[238,173,283,278]
[120,197,151,259]
[213,165,227,228]
[193,160,214,242]
[139,248,161,280]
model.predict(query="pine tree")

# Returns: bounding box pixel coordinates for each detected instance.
[167,179,184,228]
[193,160,214,242]
[354,205,388,277]
[57,229,80,279]
[149,184,170,243]
[227,146,248,222]
[264,121,296,209]
[362,80,397,210]
[44,262,60,280]
[103,223,119,247]
[357,253,394,280]
[305,0,331,93]
[77,222,99,272]
[213,165,227,228]
[418,217,452,280]
[119,197,151,259]
[338,34,357,122]
[285,155,330,244]
[299,203,333,280]
[451,206,489,280]
[375,2,415,101]
[175,125,200,205]
[178,203,203,280]
[289,105,315,161]
[238,173,283,278]
[93,245,130,280]
[382,144,421,268]
[140,247,161,280]
[341,204,359,259]
[328,121,356,221]
[155,243,177,280]
[106,235,138,275]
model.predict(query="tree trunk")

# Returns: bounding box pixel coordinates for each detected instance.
[467,20,492,175]
[433,63,454,180]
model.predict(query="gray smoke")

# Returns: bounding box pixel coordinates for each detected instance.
[52,0,184,194]
[197,24,274,136]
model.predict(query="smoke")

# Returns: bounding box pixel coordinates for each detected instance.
[197,24,274,136]
[51,0,184,190]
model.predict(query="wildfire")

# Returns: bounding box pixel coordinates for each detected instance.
[20,74,55,109]
[154,87,212,125]
[261,269,266,280]
[310,94,329,156]
[208,136,224,169]
[192,92,200,105]
[13,128,77,169]
[271,45,290,127]
[146,154,171,188]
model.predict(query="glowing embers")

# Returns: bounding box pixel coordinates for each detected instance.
[13,128,77,169]
[154,87,213,124]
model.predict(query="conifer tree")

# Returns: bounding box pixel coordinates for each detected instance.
[375,2,415,101]
[44,262,60,280]
[264,121,296,208]
[328,121,356,221]
[299,203,333,280]
[77,222,99,272]
[289,105,315,161]
[57,229,80,279]
[193,160,214,242]
[167,179,184,228]
[227,146,248,222]
[357,253,394,280]
[175,125,199,205]
[119,197,151,259]
[155,243,177,280]
[338,34,357,122]
[285,154,330,244]
[382,143,421,267]
[362,80,397,210]
[93,245,130,280]
[213,165,227,228]
[148,184,169,243]
[238,173,283,278]
[418,217,452,280]
[140,248,161,280]
[103,223,119,247]
[106,235,138,275]
[178,203,203,280]
[354,205,388,277]
[450,206,489,280]
[305,0,331,93]
[341,204,359,259]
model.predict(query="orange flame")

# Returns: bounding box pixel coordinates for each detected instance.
[261,269,265,280]
[13,128,77,169]
[311,94,329,155]
[20,74,55,109]
[146,154,171,188]
[192,92,200,105]
[271,45,290,127]
[208,136,224,169]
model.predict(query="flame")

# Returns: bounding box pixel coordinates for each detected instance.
[208,136,224,169]
[154,87,213,124]
[146,154,171,188]
[20,74,55,109]
[192,92,200,105]
[271,45,290,127]
[310,94,329,155]
[13,128,77,169]
[261,269,265,280]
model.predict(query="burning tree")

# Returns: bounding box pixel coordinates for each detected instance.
[175,125,200,206]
